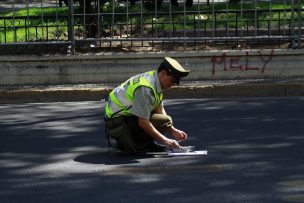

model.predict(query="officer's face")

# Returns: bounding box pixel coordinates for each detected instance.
[160,70,177,89]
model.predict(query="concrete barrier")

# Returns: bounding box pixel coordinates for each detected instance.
[1,82,304,104]
[1,49,304,86]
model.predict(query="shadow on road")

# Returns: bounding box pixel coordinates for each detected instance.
[74,151,158,165]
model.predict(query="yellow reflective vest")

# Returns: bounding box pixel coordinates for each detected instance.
[105,70,163,119]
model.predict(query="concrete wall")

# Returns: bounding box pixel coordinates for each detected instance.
[1,49,304,86]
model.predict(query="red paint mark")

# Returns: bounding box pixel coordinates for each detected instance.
[211,49,275,75]
[258,49,275,73]
[211,53,226,75]
[230,57,243,71]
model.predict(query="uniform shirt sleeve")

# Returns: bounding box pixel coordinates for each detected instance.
[129,86,156,120]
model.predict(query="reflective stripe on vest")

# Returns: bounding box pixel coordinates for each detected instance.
[105,70,163,119]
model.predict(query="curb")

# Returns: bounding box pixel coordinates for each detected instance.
[165,83,304,98]
[1,83,304,104]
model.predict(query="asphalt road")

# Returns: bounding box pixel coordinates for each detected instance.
[1,97,304,203]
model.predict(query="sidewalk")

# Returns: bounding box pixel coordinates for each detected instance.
[1,78,304,103]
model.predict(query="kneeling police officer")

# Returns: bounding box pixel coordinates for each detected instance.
[105,57,190,153]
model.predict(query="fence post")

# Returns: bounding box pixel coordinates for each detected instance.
[68,0,75,54]
[291,0,296,48]
[298,0,302,48]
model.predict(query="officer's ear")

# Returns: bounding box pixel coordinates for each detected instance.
[158,69,167,83]
[160,69,168,77]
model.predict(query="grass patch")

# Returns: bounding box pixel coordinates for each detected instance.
[2,7,68,17]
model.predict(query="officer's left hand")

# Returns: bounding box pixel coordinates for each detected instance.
[170,127,187,141]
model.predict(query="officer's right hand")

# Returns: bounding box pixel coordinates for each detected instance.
[164,138,180,149]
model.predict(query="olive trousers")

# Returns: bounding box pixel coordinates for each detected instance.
[105,114,172,153]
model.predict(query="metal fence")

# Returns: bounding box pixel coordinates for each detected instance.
[0,0,303,54]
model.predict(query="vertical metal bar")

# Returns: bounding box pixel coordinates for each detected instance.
[55,0,59,40]
[283,0,286,36]
[13,0,16,42]
[173,15,176,37]
[26,0,30,42]
[269,0,272,36]
[235,11,238,36]
[169,0,172,38]
[120,23,122,46]
[155,0,158,38]
[212,0,215,37]
[97,0,101,38]
[4,19,7,43]
[291,0,295,48]
[83,0,86,38]
[226,0,229,39]
[193,13,195,47]
[240,0,243,37]
[214,11,217,36]
[246,16,249,37]
[140,0,143,46]
[130,19,133,47]
[183,0,186,48]
[68,0,75,54]
[36,26,38,39]
[162,18,165,39]
[254,0,257,36]
[24,17,27,42]
[126,0,129,39]
[278,9,281,35]
[112,0,115,38]
[195,0,198,40]
[46,23,49,41]
[297,0,302,48]
[197,0,201,38]
[41,0,44,41]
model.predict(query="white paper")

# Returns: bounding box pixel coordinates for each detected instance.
[167,150,208,157]
[171,146,195,153]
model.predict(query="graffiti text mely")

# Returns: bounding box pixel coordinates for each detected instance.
[211,50,275,75]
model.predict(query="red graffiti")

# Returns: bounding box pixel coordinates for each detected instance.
[211,49,275,75]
